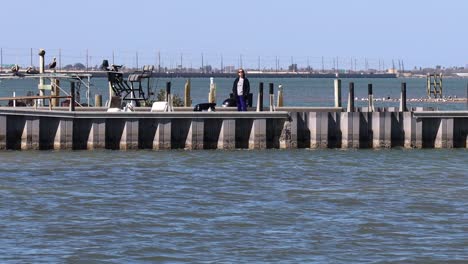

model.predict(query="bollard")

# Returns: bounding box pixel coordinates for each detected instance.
[69,82,75,112]
[277,84,284,107]
[400,82,407,112]
[95,94,102,107]
[334,79,342,108]
[368,83,374,112]
[256,82,264,112]
[347,82,355,112]
[13,92,16,107]
[269,83,275,112]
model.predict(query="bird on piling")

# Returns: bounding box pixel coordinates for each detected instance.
[11,64,20,76]
[48,57,57,71]
[26,66,39,74]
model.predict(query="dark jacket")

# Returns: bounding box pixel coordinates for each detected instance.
[232,77,250,97]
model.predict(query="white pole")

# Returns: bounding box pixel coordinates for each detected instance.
[38,49,46,107]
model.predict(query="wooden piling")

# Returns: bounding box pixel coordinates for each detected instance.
[334,79,342,108]
[257,82,264,112]
[95,94,102,107]
[269,83,275,112]
[277,84,284,107]
[368,84,374,112]
[400,82,407,112]
[347,82,355,112]
[69,82,75,112]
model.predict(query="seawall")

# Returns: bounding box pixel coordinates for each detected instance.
[0,107,467,150]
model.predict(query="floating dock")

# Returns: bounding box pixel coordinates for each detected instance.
[0,107,466,150]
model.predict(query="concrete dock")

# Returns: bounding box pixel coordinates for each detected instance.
[0,107,466,150]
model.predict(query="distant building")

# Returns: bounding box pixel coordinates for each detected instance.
[288,64,298,72]
[224,66,236,73]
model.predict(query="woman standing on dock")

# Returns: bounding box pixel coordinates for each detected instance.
[232,68,250,111]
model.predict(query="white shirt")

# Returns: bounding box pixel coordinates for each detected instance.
[237,78,244,96]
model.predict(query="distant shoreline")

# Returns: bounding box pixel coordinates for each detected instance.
[0,70,398,79]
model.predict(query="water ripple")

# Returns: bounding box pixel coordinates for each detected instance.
[0,149,467,263]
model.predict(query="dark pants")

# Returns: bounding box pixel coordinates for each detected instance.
[236,95,247,111]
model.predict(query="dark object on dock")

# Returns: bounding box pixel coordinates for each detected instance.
[105,60,154,104]
[222,98,236,107]
[26,66,39,74]
[193,103,216,112]
[100,60,110,71]
[8,100,27,107]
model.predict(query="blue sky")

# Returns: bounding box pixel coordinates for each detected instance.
[1,0,467,69]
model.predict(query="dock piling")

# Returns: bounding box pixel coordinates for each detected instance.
[257,82,264,112]
[184,79,191,107]
[347,82,355,112]
[95,94,102,107]
[269,83,275,112]
[277,84,284,107]
[69,82,75,112]
[166,81,171,102]
[368,84,374,112]
[334,79,342,108]
[400,82,407,112]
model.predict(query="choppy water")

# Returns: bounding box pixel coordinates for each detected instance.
[1,77,467,110]
[1,149,467,263]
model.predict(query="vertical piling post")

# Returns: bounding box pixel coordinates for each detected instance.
[347,82,355,112]
[256,82,264,112]
[277,84,284,107]
[368,83,374,112]
[184,79,191,107]
[269,83,275,112]
[70,82,75,112]
[334,79,342,108]
[166,81,172,112]
[166,81,171,102]
[51,79,60,107]
[95,94,102,107]
[208,77,216,104]
[400,82,407,112]
[38,49,46,106]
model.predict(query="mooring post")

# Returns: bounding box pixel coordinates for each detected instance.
[69,82,75,112]
[368,83,374,112]
[347,82,355,112]
[166,81,171,102]
[269,83,275,112]
[38,49,46,107]
[184,78,191,107]
[95,94,102,107]
[400,82,407,112]
[257,82,264,112]
[334,79,342,108]
[277,84,284,107]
